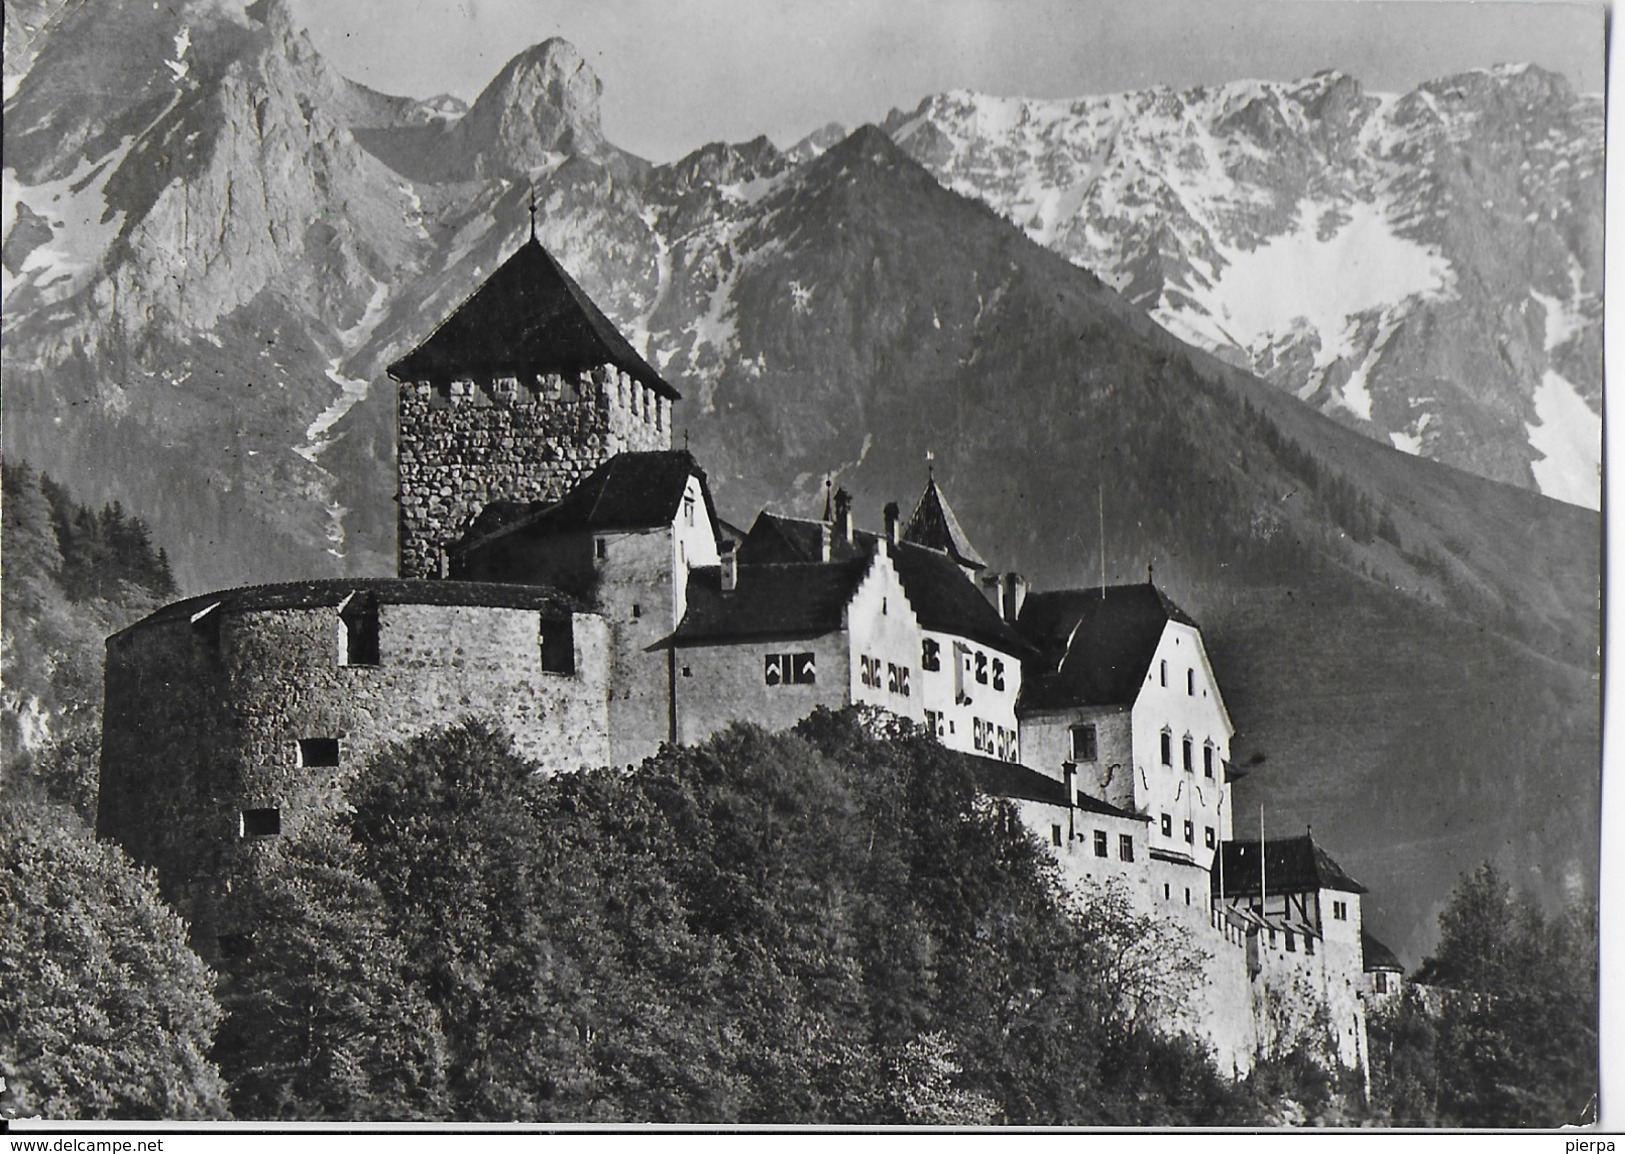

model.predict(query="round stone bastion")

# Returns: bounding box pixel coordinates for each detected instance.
[97,577,611,934]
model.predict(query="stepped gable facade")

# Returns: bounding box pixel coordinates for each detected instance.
[390,236,678,580]
[98,235,1389,1085]
[732,493,1030,764]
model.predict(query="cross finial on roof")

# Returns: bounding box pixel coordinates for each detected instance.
[926,448,935,481]
[1147,561,1154,583]
[822,477,834,522]
[683,428,690,451]
[528,186,538,241]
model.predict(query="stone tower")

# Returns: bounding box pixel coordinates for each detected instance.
[387,237,678,578]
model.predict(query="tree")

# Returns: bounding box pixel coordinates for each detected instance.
[0,799,226,1119]
[211,826,448,1120]
[1399,862,1598,1127]
[1366,991,1440,1125]
[886,1033,998,1124]
[345,722,600,1120]
[311,711,1262,1124]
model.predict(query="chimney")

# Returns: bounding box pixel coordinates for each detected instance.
[834,487,853,544]
[1062,761,1077,844]
[980,571,1002,612]
[720,541,738,593]
[819,522,832,562]
[1001,572,1029,622]
[883,501,901,546]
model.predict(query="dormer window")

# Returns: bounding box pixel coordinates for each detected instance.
[595,537,608,560]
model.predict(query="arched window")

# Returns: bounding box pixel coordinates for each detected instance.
[1160,729,1172,766]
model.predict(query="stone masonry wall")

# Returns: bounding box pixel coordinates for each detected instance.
[99,599,611,950]
[1021,706,1136,812]
[397,366,670,578]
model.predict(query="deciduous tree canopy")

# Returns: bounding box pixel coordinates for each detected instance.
[0,800,226,1120]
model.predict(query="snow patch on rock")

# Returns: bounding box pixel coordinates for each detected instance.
[1526,369,1600,509]
[1197,200,1451,371]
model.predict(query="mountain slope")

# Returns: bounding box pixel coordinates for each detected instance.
[879,69,1604,508]
[636,127,1599,962]
[1,11,1598,964]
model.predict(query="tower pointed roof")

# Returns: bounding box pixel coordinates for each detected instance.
[902,477,986,571]
[387,237,678,398]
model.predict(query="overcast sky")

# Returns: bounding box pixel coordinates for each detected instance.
[284,0,1605,162]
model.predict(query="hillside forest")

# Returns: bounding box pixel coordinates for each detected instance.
[0,468,1596,1125]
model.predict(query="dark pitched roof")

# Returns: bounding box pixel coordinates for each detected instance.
[454,451,715,554]
[738,511,863,564]
[738,512,1029,656]
[1074,791,1151,822]
[1362,930,1403,973]
[968,756,1149,821]
[665,556,873,646]
[1015,583,1197,711]
[387,238,678,399]
[903,478,986,570]
[113,578,584,641]
[1211,834,1368,898]
[966,756,1070,806]
[887,540,1031,656]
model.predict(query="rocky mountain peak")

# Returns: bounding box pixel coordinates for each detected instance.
[456,37,607,175]
[1425,61,1576,105]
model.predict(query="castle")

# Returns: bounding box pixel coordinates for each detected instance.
[97,234,1401,1083]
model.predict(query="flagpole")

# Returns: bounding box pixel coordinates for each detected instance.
[1259,804,1266,916]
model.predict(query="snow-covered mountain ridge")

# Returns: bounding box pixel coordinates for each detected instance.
[878,66,1603,507]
